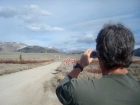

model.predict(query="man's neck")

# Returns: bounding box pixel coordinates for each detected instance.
[108,68,128,75]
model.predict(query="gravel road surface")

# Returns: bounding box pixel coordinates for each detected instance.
[0,61,62,105]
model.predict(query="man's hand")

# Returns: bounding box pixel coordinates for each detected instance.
[68,49,94,78]
[79,49,94,68]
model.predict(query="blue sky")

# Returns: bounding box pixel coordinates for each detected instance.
[0,0,140,51]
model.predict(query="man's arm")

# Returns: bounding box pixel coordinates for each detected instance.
[56,49,94,105]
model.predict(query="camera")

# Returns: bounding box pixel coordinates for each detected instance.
[90,51,97,58]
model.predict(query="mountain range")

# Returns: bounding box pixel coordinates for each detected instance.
[0,42,140,56]
[17,45,62,53]
[0,42,63,53]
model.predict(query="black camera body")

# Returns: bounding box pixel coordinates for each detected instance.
[90,51,97,58]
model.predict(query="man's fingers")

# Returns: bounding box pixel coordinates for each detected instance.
[87,49,93,57]
[85,49,93,57]
[80,49,94,67]
[85,49,92,55]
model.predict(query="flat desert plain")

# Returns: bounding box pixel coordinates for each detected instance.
[0,52,140,105]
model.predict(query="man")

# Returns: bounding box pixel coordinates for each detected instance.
[56,23,140,105]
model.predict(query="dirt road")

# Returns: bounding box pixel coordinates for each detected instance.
[0,61,62,105]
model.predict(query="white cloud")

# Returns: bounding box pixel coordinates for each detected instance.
[22,5,52,16]
[26,24,64,31]
[70,15,134,31]
[26,25,40,31]
[0,5,52,23]
[77,33,96,44]
[19,5,52,23]
[0,6,18,18]
[51,27,64,31]
[3,4,63,31]
[69,33,96,44]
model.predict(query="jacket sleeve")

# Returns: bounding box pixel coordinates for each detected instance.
[56,75,75,105]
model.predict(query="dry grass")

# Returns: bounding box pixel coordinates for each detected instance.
[0,52,57,75]
[0,52,81,60]
[0,60,54,75]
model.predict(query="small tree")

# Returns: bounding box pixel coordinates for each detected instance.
[19,54,22,62]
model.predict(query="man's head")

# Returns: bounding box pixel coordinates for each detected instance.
[96,23,135,72]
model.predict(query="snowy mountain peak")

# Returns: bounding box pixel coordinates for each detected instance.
[47,46,53,49]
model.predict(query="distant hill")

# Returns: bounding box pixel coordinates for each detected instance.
[0,42,63,53]
[0,42,27,52]
[46,47,62,53]
[17,45,63,53]
[134,48,140,57]
[17,46,46,53]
